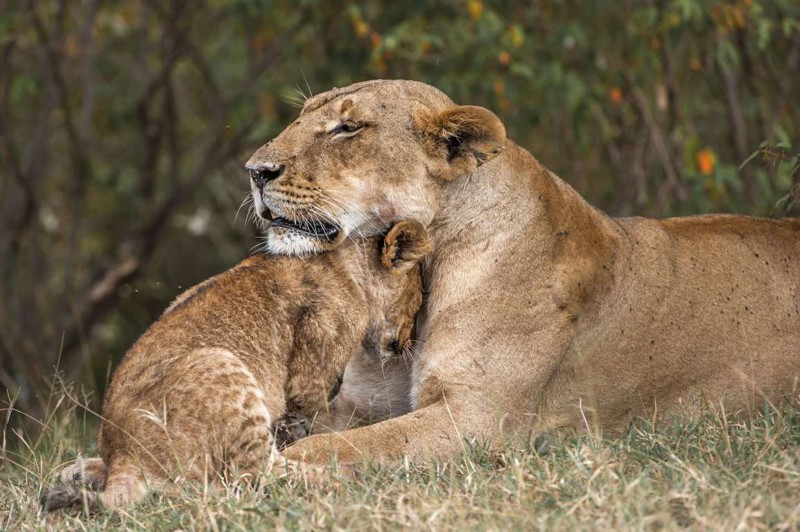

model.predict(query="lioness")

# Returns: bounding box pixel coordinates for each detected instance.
[244,79,800,465]
[41,220,431,512]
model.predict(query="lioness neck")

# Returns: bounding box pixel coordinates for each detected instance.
[425,142,626,318]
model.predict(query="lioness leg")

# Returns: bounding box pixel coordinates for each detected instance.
[283,316,574,466]
[281,398,495,465]
[313,352,413,434]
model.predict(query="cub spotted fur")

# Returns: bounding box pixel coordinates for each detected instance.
[41,220,430,512]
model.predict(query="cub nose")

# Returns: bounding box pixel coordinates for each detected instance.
[247,162,285,188]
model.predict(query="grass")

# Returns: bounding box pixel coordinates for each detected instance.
[2,396,800,530]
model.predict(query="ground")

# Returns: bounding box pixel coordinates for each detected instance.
[2,402,799,530]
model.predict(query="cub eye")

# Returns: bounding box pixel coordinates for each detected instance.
[329,121,364,137]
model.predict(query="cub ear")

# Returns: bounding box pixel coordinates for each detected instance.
[381,220,432,274]
[415,105,506,180]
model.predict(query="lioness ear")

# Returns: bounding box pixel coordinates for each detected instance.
[381,220,432,274]
[415,105,506,180]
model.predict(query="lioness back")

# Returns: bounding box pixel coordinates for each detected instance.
[546,214,800,429]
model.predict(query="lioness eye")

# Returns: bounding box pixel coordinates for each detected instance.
[329,122,363,136]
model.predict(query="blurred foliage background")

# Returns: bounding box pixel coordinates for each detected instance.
[0,0,798,429]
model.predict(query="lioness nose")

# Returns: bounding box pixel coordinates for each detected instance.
[247,162,285,188]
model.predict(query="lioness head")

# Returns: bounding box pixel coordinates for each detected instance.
[368,219,432,361]
[246,80,506,255]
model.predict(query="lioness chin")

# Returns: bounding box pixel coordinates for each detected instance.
[246,79,800,466]
[41,220,431,513]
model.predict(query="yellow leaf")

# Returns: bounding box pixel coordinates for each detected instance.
[351,18,370,38]
[509,26,524,48]
[467,0,484,21]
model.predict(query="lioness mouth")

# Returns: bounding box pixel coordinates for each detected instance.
[265,209,340,240]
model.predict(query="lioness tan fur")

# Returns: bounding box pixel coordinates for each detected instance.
[311,350,414,433]
[243,79,800,466]
[41,220,430,512]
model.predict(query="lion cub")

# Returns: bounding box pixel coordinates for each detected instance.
[42,220,430,512]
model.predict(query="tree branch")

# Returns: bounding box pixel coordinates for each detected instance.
[629,84,687,207]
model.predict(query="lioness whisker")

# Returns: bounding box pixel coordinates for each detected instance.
[312,196,368,250]
[280,92,306,109]
[321,190,386,235]
[306,203,368,264]
[317,192,384,241]
[234,192,253,226]
[249,236,268,255]
[300,69,314,99]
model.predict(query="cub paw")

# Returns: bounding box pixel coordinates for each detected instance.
[271,412,311,450]
[40,484,99,514]
[58,457,107,490]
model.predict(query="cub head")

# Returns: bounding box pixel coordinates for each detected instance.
[364,219,432,362]
[246,79,506,256]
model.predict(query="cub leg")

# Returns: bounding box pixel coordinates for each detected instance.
[58,456,107,490]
